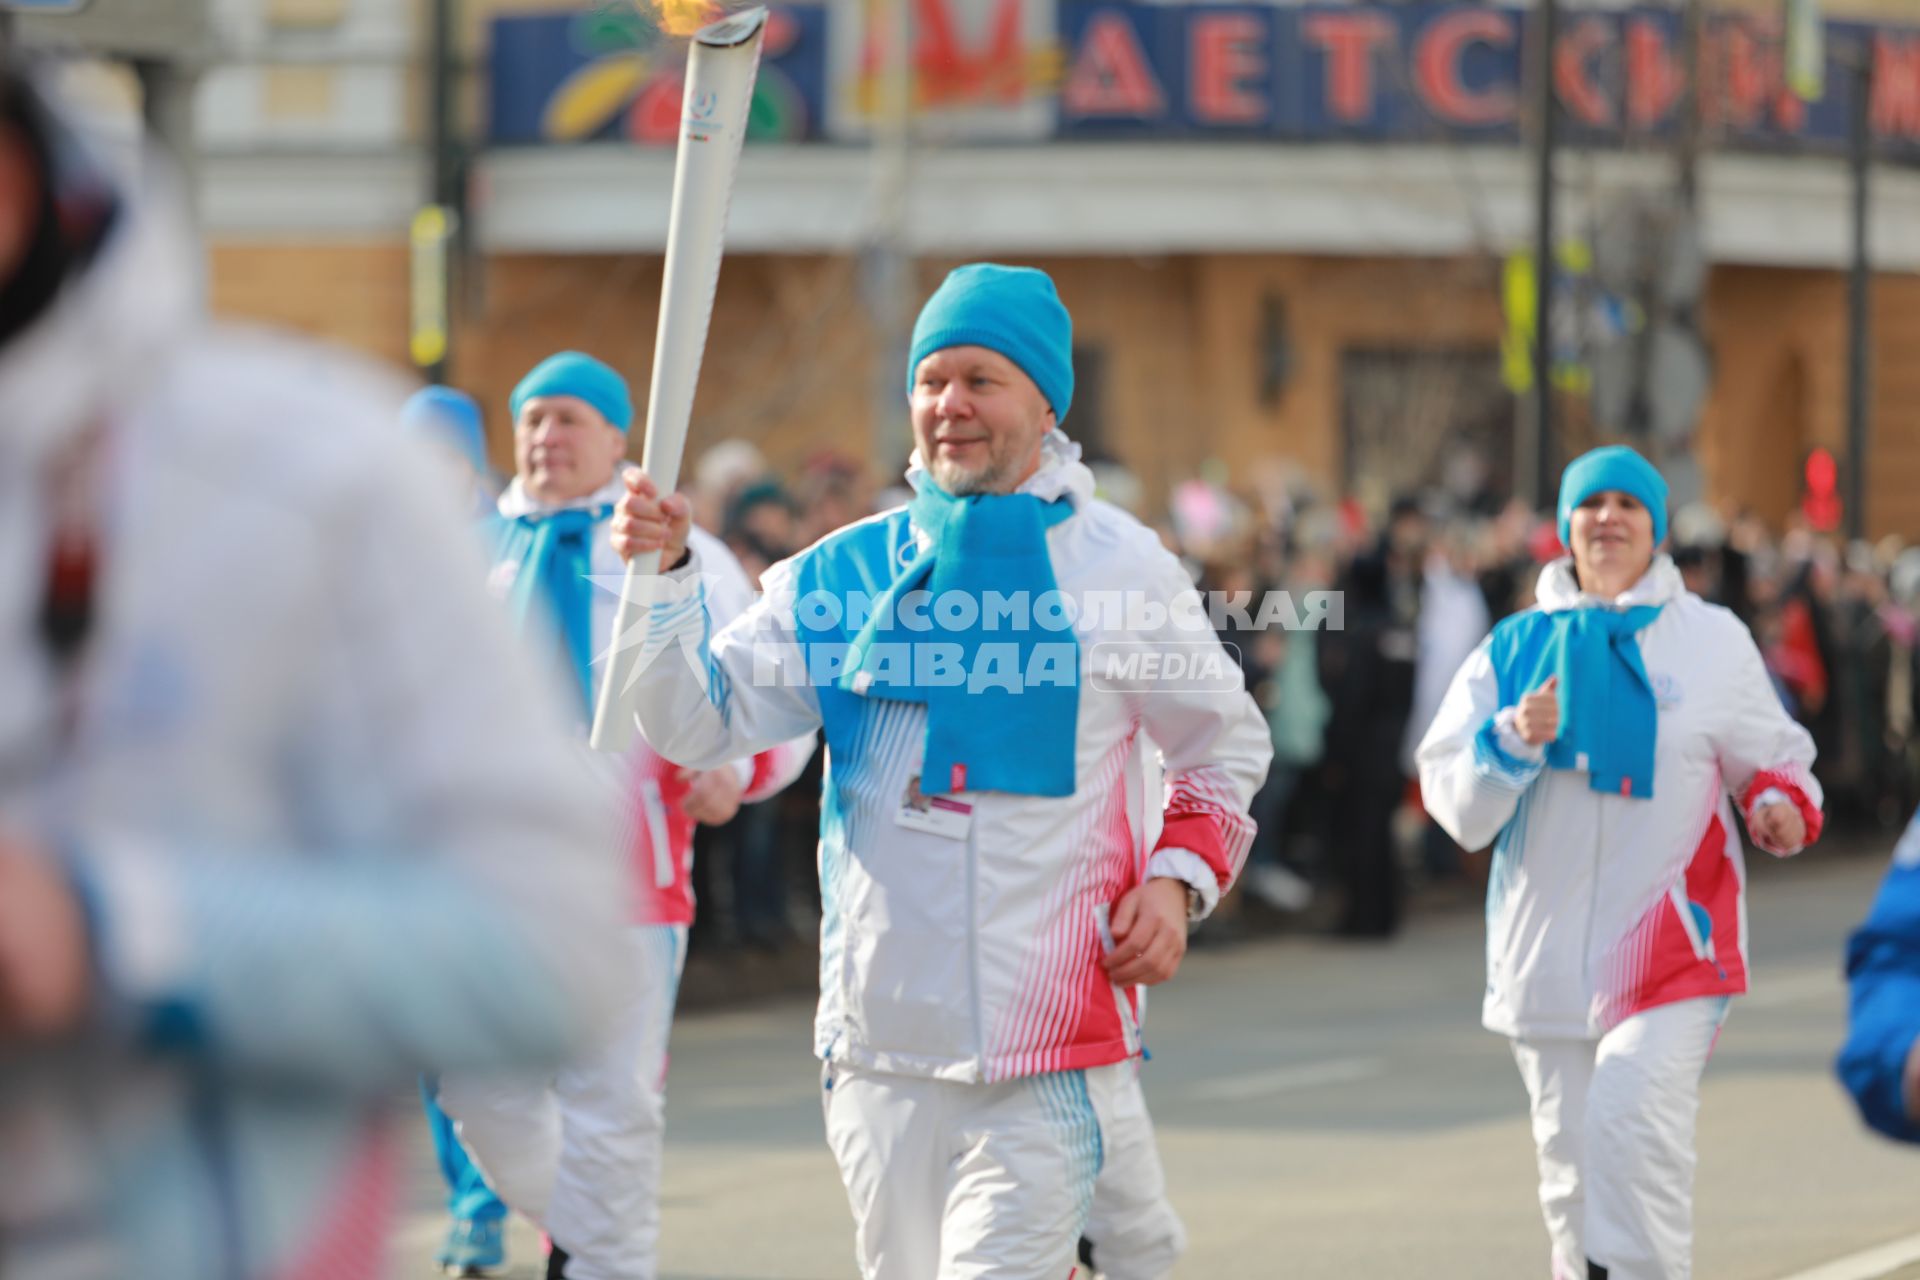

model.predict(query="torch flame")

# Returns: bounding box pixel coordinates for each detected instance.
[635,0,719,38]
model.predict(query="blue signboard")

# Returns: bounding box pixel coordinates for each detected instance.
[490,4,829,146]
[487,2,1920,160]
[1055,2,1920,158]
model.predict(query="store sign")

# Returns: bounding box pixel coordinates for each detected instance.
[1052,2,1920,154]
[829,0,1060,141]
[490,4,830,145]
[487,2,1920,156]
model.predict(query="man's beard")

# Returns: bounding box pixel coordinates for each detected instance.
[929,448,1015,497]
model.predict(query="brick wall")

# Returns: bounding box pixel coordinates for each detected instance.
[1699,267,1920,539]
[210,240,413,367]
[205,238,1920,537]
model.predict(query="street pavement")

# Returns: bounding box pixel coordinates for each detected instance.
[393,842,1920,1280]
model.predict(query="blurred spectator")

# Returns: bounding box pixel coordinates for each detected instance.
[1673,544,1714,598]
[724,478,798,587]
[650,422,1920,959]
[1169,467,1251,566]
[690,437,769,537]
[792,450,871,547]
[1242,536,1334,915]
[1318,496,1427,938]
[1204,555,1271,693]
[1477,498,1538,621]
[713,479,807,952]
[1404,519,1492,884]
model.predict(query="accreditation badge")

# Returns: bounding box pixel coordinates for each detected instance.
[893,773,973,840]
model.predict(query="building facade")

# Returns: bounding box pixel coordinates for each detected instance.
[47,0,1920,534]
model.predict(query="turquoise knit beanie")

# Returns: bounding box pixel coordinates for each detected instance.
[1557,445,1670,547]
[510,351,634,432]
[907,264,1074,423]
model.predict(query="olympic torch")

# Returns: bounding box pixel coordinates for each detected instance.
[590,5,768,752]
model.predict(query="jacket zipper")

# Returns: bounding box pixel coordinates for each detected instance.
[965,798,986,1075]
[1583,787,1604,1005]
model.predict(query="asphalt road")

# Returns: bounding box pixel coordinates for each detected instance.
[392,842,1920,1280]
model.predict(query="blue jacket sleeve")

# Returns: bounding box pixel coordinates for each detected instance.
[1838,816,1920,1144]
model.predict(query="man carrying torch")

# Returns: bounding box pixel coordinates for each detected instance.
[608,265,1270,1276]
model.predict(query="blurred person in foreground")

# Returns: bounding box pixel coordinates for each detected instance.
[609,264,1268,1278]
[0,61,626,1278]
[438,352,812,1280]
[1418,446,1822,1279]
[1839,806,1920,1144]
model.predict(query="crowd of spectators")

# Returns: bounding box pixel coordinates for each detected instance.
[677,441,1920,955]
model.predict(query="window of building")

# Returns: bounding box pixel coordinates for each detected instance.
[1340,347,1512,516]
[268,0,348,29]
[263,66,337,119]
[1069,344,1108,463]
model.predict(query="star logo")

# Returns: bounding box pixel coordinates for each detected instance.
[586,569,715,699]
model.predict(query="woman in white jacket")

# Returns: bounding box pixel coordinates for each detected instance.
[1417,446,1822,1280]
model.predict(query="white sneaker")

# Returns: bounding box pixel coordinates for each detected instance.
[1246,864,1312,912]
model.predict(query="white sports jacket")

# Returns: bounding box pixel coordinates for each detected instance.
[1417,556,1823,1040]
[625,437,1271,1082]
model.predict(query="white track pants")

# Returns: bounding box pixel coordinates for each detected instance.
[822,1060,1127,1280]
[1509,997,1728,1280]
[1082,1063,1186,1280]
[441,925,687,1280]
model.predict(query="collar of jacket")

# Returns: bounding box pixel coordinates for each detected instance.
[1534,553,1683,613]
[495,470,628,521]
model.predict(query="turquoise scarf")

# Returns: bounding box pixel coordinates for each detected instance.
[491,505,610,724]
[837,483,1079,796]
[1490,603,1665,799]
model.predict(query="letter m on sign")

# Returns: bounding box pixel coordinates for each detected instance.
[912,0,1027,106]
